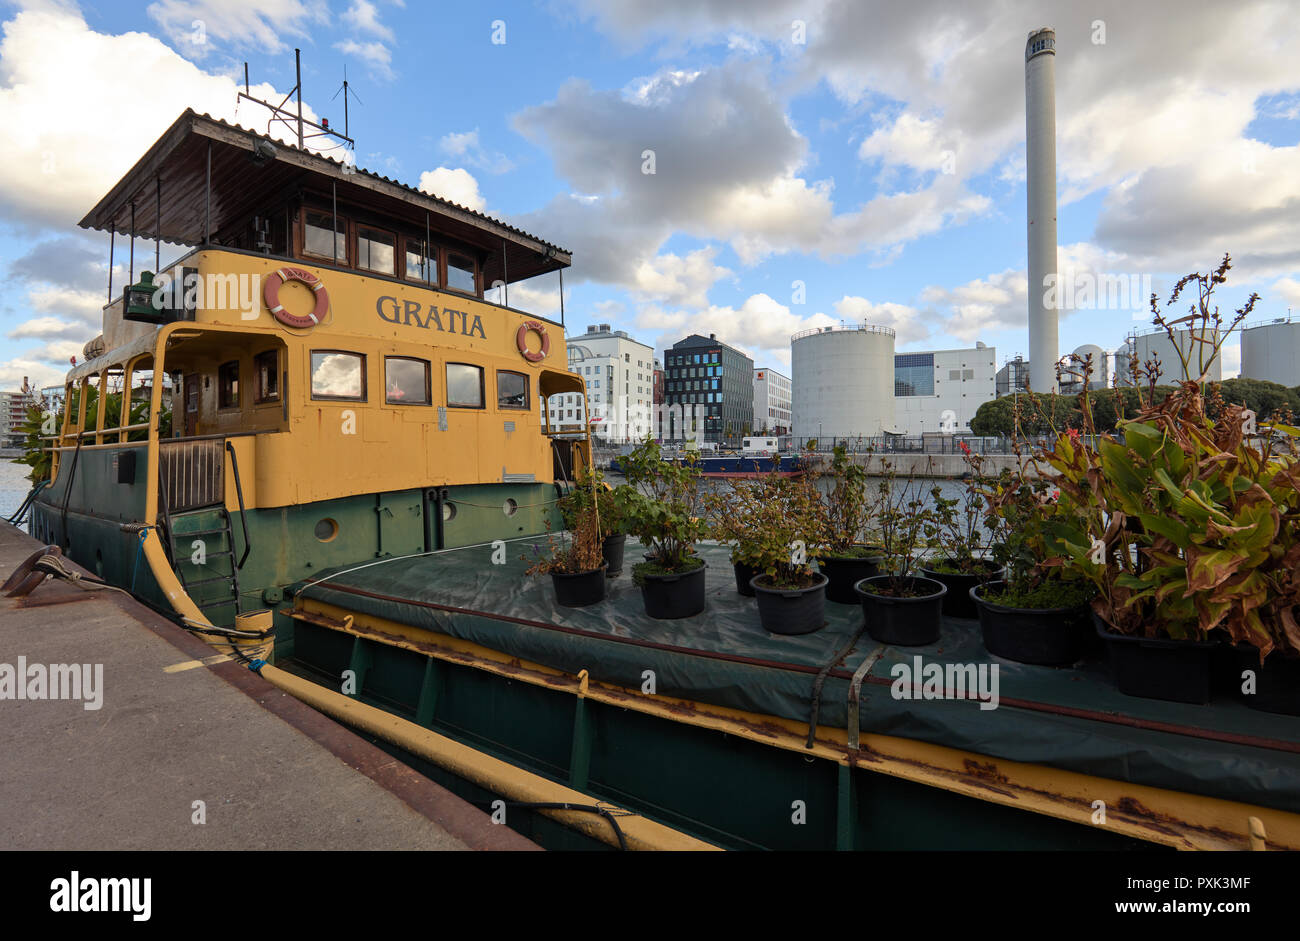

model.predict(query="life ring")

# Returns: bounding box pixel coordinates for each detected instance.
[263,267,329,329]
[516,320,550,362]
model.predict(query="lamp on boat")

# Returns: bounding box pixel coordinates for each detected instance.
[123,271,170,324]
[125,271,157,317]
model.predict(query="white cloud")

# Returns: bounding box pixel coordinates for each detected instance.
[832,296,933,346]
[438,129,514,174]
[341,0,394,42]
[334,39,394,81]
[0,6,327,231]
[629,248,731,308]
[147,0,328,57]
[417,167,486,211]
[634,292,837,368]
[511,61,991,297]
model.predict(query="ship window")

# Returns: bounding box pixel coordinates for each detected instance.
[386,357,431,405]
[446,253,477,294]
[404,237,436,284]
[254,350,279,403]
[497,371,529,410]
[218,361,239,409]
[310,350,367,401]
[304,210,347,262]
[446,362,484,408]
[357,226,396,276]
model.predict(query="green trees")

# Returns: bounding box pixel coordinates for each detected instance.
[969,379,1300,437]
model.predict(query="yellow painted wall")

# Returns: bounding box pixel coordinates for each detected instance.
[143,250,578,509]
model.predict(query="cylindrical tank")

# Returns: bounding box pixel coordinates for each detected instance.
[1067,343,1107,390]
[1112,347,1134,386]
[1026,27,1058,395]
[1240,321,1300,387]
[1131,329,1223,383]
[791,324,896,440]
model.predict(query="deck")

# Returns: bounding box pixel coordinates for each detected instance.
[285,537,1300,849]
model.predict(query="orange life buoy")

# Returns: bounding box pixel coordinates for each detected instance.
[263,267,329,329]
[516,320,549,362]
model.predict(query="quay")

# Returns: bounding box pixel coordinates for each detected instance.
[0,521,535,851]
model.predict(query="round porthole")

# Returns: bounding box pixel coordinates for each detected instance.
[314,518,339,542]
[503,498,518,517]
[442,502,457,522]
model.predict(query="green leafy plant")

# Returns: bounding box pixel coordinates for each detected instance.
[817,444,875,557]
[1031,254,1300,654]
[923,445,990,574]
[705,469,824,589]
[861,459,934,596]
[524,502,604,576]
[620,434,709,580]
[558,466,630,537]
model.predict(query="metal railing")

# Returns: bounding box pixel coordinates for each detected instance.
[790,323,896,342]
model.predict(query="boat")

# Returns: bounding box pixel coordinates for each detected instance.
[609,436,807,478]
[15,108,1300,852]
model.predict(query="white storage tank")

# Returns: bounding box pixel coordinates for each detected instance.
[1062,343,1107,390]
[1240,320,1300,387]
[1131,328,1223,383]
[791,324,896,441]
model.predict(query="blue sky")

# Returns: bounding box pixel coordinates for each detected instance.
[2,0,1298,391]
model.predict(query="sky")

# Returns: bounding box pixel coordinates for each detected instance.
[1,0,1298,392]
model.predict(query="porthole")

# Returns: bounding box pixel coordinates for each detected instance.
[314,518,339,542]
[503,498,518,517]
[442,502,457,522]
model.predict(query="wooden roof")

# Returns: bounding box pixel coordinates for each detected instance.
[78,110,571,286]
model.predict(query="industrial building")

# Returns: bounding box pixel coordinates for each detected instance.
[663,333,754,445]
[995,356,1031,397]
[548,324,656,442]
[893,345,997,434]
[1127,328,1223,384]
[1058,344,1109,393]
[1240,319,1300,387]
[753,367,792,435]
[791,324,896,441]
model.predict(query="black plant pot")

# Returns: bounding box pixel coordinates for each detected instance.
[1228,644,1300,716]
[971,581,1088,666]
[854,575,946,646]
[751,573,828,635]
[733,560,761,597]
[601,534,626,578]
[1094,613,1216,705]
[638,561,708,620]
[550,563,608,608]
[818,548,885,604]
[920,560,1003,619]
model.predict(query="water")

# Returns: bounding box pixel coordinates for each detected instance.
[0,459,33,522]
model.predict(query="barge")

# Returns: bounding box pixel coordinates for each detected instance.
[16,110,1300,851]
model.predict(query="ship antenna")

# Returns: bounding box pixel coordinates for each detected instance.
[331,65,363,144]
[238,50,355,151]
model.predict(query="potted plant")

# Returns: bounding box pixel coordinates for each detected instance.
[621,435,709,619]
[524,499,606,607]
[854,461,946,645]
[1044,255,1294,702]
[735,471,828,633]
[969,467,1097,666]
[559,466,631,578]
[918,445,1001,618]
[815,445,885,604]
[702,477,766,596]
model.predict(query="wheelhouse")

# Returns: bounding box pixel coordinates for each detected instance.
[34,110,589,630]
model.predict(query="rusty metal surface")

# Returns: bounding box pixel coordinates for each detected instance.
[307,579,1300,757]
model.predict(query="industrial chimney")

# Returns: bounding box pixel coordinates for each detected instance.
[1025,26,1058,394]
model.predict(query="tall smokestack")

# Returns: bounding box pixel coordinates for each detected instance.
[1025,26,1058,394]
